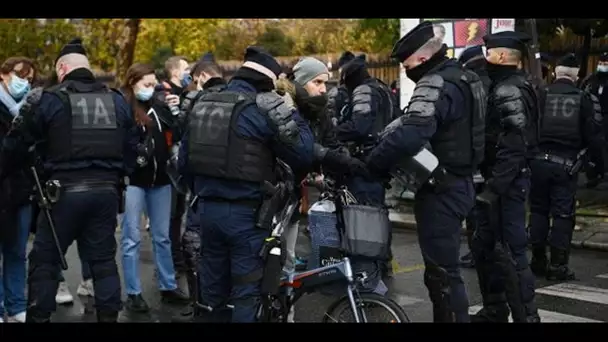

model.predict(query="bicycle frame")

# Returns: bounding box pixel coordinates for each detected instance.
[279,256,364,322]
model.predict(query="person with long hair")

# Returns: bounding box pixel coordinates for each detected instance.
[119,63,189,313]
[0,56,37,323]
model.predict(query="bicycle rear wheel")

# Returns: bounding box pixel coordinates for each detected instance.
[322,293,410,323]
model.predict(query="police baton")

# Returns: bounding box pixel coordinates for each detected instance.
[30,166,68,270]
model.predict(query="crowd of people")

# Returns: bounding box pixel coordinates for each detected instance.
[0,20,606,323]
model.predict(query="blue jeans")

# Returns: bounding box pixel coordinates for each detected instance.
[0,204,32,317]
[121,184,177,295]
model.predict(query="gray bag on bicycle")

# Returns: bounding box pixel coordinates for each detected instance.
[340,205,390,260]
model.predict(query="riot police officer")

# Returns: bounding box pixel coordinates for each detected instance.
[470,31,541,323]
[580,52,608,185]
[334,53,399,283]
[528,53,605,281]
[172,52,228,322]
[367,21,486,322]
[326,51,355,124]
[178,46,314,323]
[457,45,492,269]
[11,39,138,323]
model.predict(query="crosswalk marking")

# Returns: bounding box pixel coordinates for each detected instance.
[535,283,608,306]
[468,305,601,323]
[596,273,608,279]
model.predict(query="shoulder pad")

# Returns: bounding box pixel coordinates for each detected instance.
[404,74,444,119]
[256,91,285,113]
[327,87,338,98]
[495,84,522,100]
[419,74,445,89]
[353,84,373,96]
[587,92,603,122]
[588,92,600,104]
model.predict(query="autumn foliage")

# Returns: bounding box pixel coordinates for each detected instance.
[0,18,399,84]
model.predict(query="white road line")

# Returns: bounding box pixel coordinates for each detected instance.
[469,305,601,323]
[393,294,424,306]
[596,273,608,279]
[536,283,608,306]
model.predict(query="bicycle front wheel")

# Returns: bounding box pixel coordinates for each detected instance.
[322,293,410,323]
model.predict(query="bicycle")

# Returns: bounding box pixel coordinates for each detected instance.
[257,169,410,323]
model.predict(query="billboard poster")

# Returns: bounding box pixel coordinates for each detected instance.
[420,18,515,60]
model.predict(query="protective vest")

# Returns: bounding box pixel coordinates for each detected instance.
[45,81,123,164]
[539,83,583,149]
[428,63,486,176]
[187,90,274,183]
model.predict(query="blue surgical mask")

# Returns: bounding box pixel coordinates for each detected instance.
[135,87,154,102]
[181,73,192,88]
[8,75,30,100]
[598,65,608,73]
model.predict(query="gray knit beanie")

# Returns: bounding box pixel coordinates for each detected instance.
[293,57,329,86]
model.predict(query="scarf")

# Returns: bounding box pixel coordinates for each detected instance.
[0,84,26,117]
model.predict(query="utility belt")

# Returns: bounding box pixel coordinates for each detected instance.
[42,178,124,212]
[534,152,583,176]
[418,167,470,194]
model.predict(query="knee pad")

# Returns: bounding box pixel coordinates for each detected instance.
[423,263,450,294]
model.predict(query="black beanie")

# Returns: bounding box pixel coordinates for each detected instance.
[338,51,355,68]
[556,53,580,68]
[56,38,87,64]
[242,46,282,80]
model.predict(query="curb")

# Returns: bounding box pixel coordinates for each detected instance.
[388,211,608,253]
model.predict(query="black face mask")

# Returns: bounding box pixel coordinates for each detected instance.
[405,45,449,83]
[485,62,518,81]
[301,94,328,120]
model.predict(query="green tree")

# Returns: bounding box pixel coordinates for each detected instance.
[354,19,400,53]
[256,25,295,57]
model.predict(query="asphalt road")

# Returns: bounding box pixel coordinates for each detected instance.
[48,220,608,323]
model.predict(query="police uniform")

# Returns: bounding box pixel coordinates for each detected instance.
[457,45,492,268]
[22,39,138,322]
[581,52,608,184]
[528,54,605,281]
[367,21,486,322]
[178,46,314,322]
[327,51,356,124]
[470,31,541,323]
[173,72,228,322]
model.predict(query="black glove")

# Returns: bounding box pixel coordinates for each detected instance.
[324,149,371,179]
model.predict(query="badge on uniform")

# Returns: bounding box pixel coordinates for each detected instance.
[599,85,603,95]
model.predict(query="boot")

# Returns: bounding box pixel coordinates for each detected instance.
[459,251,475,268]
[97,310,119,323]
[547,247,576,281]
[470,294,510,323]
[529,245,548,277]
[25,313,51,323]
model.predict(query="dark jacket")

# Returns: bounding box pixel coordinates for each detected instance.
[0,101,32,242]
[129,99,175,188]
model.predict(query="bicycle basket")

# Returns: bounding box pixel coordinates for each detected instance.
[340,205,390,260]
